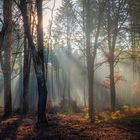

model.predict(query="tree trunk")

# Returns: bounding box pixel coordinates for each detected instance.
[37,75,47,123]
[23,35,31,114]
[85,0,95,122]
[3,0,12,117]
[87,64,94,121]
[19,0,48,123]
[67,18,71,108]
[36,0,48,123]
[56,63,60,97]
[50,47,54,100]
[109,61,116,111]
[83,57,86,107]
[107,0,116,111]
[3,72,12,117]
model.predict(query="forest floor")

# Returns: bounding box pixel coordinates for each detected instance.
[0,112,140,140]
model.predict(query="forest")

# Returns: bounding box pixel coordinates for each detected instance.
[0,0,140,139]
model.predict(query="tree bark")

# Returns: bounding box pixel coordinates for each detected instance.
[107,0,116,111]
[19,0,48,123]
[36,0,48,123]
[85,0,104,121]
[85,0,95,122]
[2,0,13,117]
[109,60,116,111]
[23,35,31,114]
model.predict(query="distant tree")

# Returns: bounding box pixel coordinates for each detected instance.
[54,0,76,107]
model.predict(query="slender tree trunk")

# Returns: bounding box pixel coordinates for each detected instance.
[66,11,71,107]
[67,72,71,107]
[62,69,67,99]
[87,64,94,121]
[56,63,60,97]
[83,57,86,107]
[85,0,104,121]
[50,46,54,100]
[82,0,86,107]
[109,32,117,111]
[23,35,31,114]
[109,60,116,110]
[85,0,95,122]
[107,0,116,111]
[3,0,12,117]
[51,63,54,100]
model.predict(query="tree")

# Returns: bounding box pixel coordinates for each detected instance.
[0,0,13,117]
[19,0,48,123]
[22,2,33,114]
[127,0,140,104]
[105,0,128,110]
[55,0,76,107]
[85,0,105,122]
[36,0,48,122]
[23,34,31,114]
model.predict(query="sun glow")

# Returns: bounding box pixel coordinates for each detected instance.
[43,0,62,33]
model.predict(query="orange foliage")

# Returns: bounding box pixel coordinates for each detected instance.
[47,99,53,109]
[102,51,112,59]
[111,111,121,119]
[101,80,110,89]
[104,104,112,111]
[100,72,124,89]
[133,83,140,93]
[114,72,124,83]
[82,107,88,113]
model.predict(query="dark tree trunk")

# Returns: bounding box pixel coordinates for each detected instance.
[109,60,116,111]
[50,47,54,100]
[23,35,31,114]
[109,36,117,111]
[19,0,48,123]
[85,0,103,122]
[3,72,12,117]
[85,0,95,122]
[87,64,95,121]
[37,74,47,123]
[107,0,116,111]
[3,0,12,117]
[36,0,48,123]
